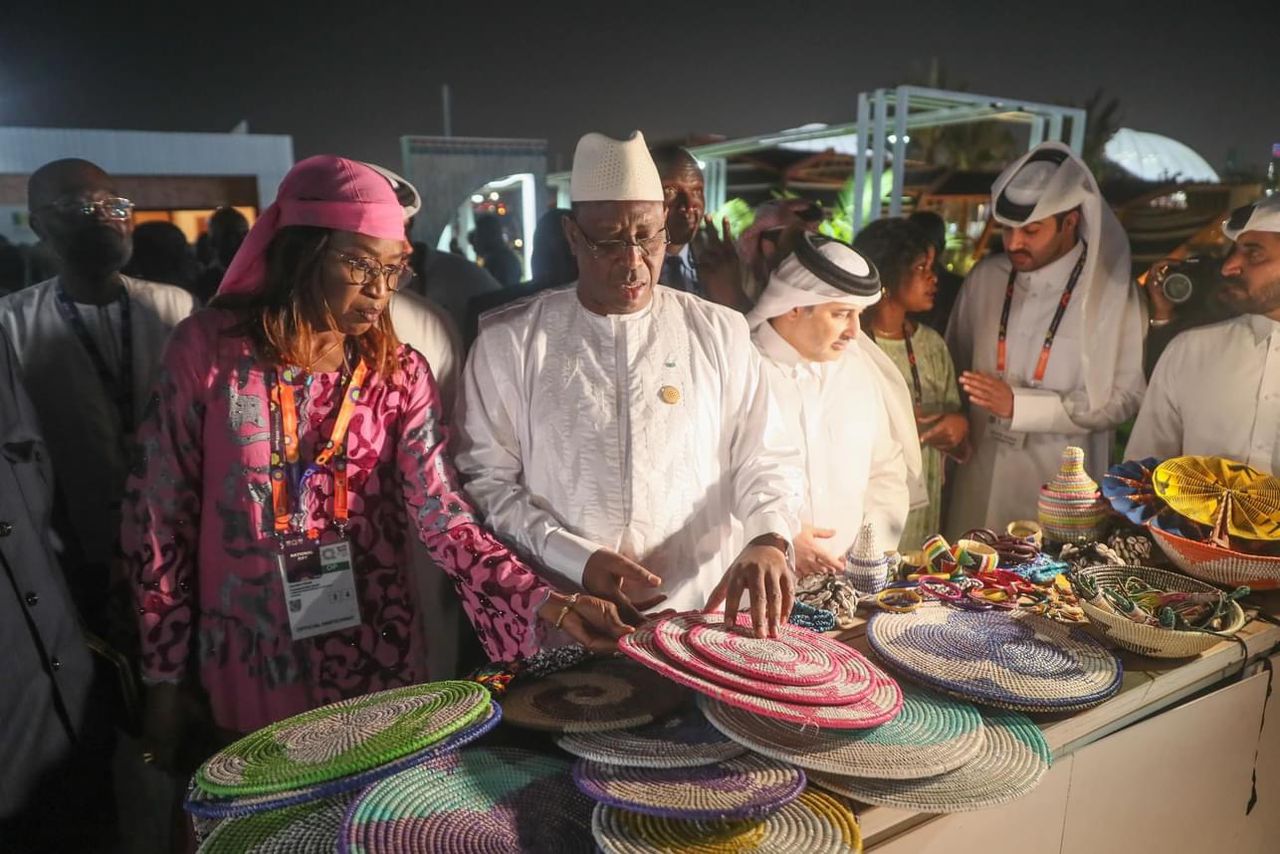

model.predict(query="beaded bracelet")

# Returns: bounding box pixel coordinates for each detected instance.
[876,587,923,612]
[918,577,964,602]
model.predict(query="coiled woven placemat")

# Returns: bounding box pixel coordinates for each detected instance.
[197,794,350,853]
[699,681,985,779]
[197,681,490,797]
[557,707,745,768]
[866,601,1121,712]
[186,703,501,819]
[652,613,873,705]
[684,617,844,686]
[573,753,805,821]
[808,709,1051,812]
[591,787,862,853]
[341,747,595,853]
[501,656,688,733]
[620,621,902,729]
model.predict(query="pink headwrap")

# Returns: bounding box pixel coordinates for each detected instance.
[217,155,408,296]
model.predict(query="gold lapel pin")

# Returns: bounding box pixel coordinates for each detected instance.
[659,385,681,405]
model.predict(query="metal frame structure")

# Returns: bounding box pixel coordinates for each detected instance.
[547,86,1086,237]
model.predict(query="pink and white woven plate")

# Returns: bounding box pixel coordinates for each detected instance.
[620,623,902,730]
[685,618,844,687]
[652,614,872,706]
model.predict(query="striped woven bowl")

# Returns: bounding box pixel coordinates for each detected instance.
[1073,564,1245,658]
[1148,521,1280,590]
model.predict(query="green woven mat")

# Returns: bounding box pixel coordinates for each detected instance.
[197,794,349,853]
[197,681,489,797]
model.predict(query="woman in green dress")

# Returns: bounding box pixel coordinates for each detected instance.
[853,218,969,551]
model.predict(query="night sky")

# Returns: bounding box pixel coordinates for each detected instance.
[2,1,1276,174]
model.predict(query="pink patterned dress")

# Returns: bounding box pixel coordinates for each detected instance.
[121,309,550,733]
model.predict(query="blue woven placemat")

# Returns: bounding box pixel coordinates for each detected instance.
[866,602,1121,712]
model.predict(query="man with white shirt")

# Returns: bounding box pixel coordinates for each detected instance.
[1127,198,1280,474]
[944,142,1145,534]
[747,234,917,575]
[456,130,803,637]
[0,159,194,632]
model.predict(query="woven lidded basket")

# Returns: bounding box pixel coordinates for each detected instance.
[1073,564,1245,658]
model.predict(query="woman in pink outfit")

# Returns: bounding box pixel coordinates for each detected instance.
[121,156,630,760]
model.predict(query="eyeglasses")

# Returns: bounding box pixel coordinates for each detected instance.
[574,223,668,259]
[42,196,135,220]
[328,249,414,292]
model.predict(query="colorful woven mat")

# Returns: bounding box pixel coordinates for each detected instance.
[866,601,1121,712]
[196,681,491,797]
[592,788,862,854]
[652,613,873,706]
[620,621,902,729]
[699,681,985,780]
[1154,456,1280,541]
[501,656,688,733]
[557,707,745,768]
[341,747,595,853]
[808,709,1050,812]
[685,618,843,686]
[573,753,805,821]
[197,794,350,853]
[186,703,501,819]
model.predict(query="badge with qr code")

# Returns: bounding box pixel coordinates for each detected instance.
[276,535,361,640]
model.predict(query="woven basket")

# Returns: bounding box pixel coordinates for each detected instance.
[1148,522,1280,590]
[591,788,862,854]
[1074,565,1246,658]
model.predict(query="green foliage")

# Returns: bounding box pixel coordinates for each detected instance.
[711,198,755,239]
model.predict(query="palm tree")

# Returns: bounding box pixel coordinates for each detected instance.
[905,58,1019,170]
[1078,88,1123,179]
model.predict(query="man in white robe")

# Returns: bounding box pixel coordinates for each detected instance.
[455,130,803,637]
[747,234,917,573]
[0,159,194,631]
[944,143,1146,535]
[368,162,469,678]
[1127,198,1280,474]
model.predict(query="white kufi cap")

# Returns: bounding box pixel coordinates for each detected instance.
[570,130,664,203]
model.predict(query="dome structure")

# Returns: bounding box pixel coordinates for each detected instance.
[1104,128,1220,183]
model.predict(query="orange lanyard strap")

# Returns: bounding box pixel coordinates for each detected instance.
[996,243,1088,385]
[268,359,369,536]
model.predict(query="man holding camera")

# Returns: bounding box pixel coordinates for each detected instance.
[1127,198,1280,475]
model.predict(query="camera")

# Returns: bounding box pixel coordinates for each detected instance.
[1154,257,1216,305]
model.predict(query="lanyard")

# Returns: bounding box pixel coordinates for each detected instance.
[53,282,133,434]
[996,243,1088,386]
[901,323,924,405]
[267,354,369,537]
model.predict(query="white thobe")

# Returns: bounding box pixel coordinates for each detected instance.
[0,276,194,568]
[1127,314,1280,475]
[454,284,803,612]
[752,322,910,555]
[391,290,463,420]
[389,289,466,678]
[944,244,1146,535]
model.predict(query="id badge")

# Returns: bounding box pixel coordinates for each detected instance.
[987,417,1027,451]
[276,534,361,640]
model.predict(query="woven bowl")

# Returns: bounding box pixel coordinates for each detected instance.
[1148,522,1280,590]
[1073,565,1246,658]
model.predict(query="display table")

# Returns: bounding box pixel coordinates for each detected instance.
[832,592,1280,852]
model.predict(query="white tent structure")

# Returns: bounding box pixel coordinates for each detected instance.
[1104,128,1220,183]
